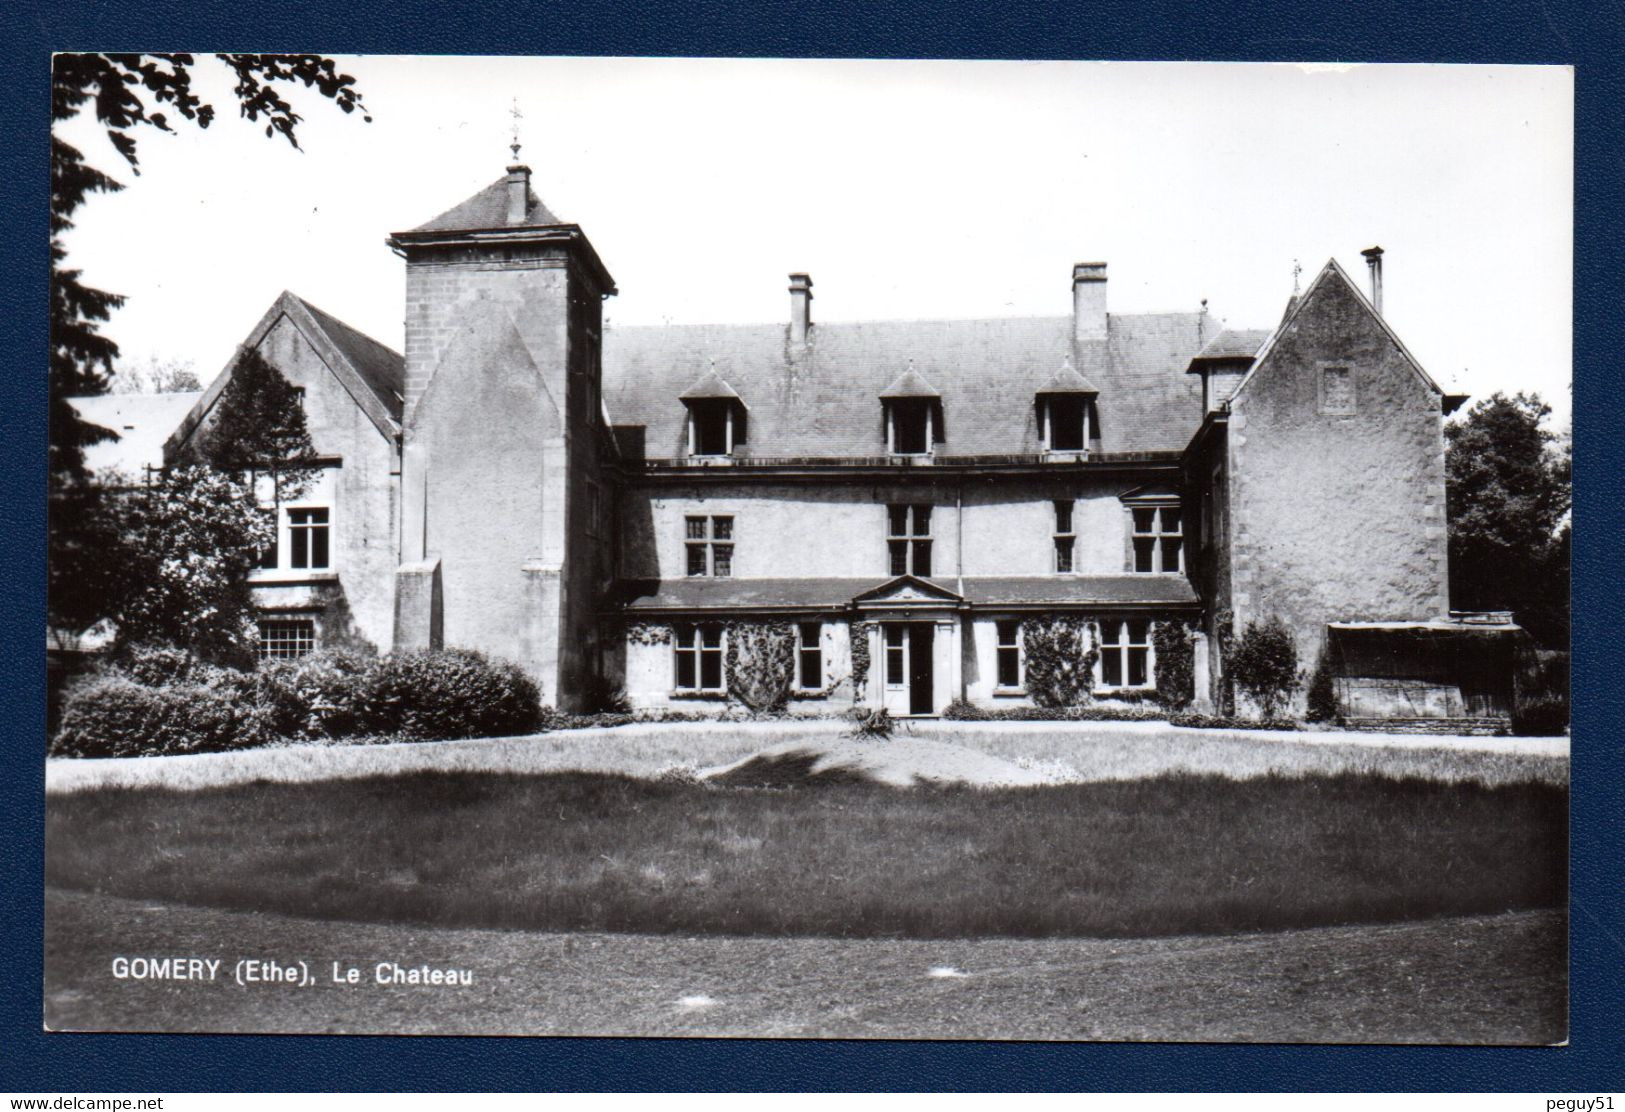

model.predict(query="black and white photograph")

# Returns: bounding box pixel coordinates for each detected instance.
[43,56,1572,1042]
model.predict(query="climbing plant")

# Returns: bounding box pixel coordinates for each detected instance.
[723,620,797,712]
[1022,616,1098,708]
[625,621,672,647]
[848,617,873,701]
[1151,620,1195,709]
[1228,615,1301,720]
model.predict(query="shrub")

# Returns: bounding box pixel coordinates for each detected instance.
[1512,649,1569,737]
[1022,616,1097,708]
[255,648,376,739]
[1228,616,1301,720]
[53,672,271,758]
[1305,649,1338,723]
[360,649,542,740]
[942,699,1166,723]
[106,643,199,686]
[1169,712,1302,732]
[848,706,896,740]
[577,673,632,715]
[1151,621,1195,709]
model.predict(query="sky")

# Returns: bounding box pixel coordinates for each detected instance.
[56,57,1573,426]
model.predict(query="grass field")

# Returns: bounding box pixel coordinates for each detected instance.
[43,889,1567,1041]
[44,719,1570,795]
[45,770,1567,939]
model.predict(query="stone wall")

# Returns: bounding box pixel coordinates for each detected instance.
[1226,269,1449,673]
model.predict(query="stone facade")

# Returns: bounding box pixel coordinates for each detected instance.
[131,162,1490,721]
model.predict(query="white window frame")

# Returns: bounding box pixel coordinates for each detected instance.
[1039,395,1091,454]
[994,619,1025,692]
[257,617,316,660]
[1053,498,1076,574]
[673,623,726,693]
[795,621,824,692]
[287,506,331,571]
[686,400,737,458]
[684,515,734,577]
[1125,497,1183,574]
[886,503,933,577]
[885,399,938,457]
[1097,619,1154,691]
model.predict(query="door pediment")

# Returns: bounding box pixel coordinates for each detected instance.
[851,575,965,612]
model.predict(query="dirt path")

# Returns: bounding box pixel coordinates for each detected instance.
[44,889,1565,1043]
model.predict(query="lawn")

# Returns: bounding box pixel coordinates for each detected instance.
[45,769,1567,939]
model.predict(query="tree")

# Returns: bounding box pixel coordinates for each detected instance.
[49,53,367,637]
[109,355,202,394]
[105,465,276,666]
[1228,616,1300,720]
[1446,392,1571,647]
[175,347,319,507]
[51,53,366,481]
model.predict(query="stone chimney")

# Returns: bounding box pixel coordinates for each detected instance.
[505,164,531,226]
[1360,246,1384,314]
[1072,262,1107,342]
[789,273,813,345]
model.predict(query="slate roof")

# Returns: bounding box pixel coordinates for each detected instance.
[1037,362,1101,394]
[603,312,1214,460]
[295,296,406,421]
[621,574,1197,611]
[70,392,205,476]
[679,369,744,402]
[408,173,563,233]
[1189,328,1272,364]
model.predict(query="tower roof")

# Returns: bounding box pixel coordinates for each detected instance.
[408,170,564,234]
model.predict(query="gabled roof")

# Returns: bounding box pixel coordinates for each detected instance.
[1037,361,1100,394]
[408,172,563,234]
[1234,258,1445,406]
[604,311,1214,459]
[679,369,744,402]
[1185,328,1272,372]
[618,574,1196,612]
[69,392,205,476]
[166,291,404,459]
[879,366,942,399]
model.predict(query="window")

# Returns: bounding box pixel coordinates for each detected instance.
[1131,505,1182,573]
[995,620,1024,689]
[884,624,907,685]
[797,622,823,690]
[887,504,932,577]
[1054,499,1076,573]
[1099,620,1151,689]
[288,507,330,570]
[1321,364,1356,415]
[886,399,939,455]
[688,400,736,456]
[1043,395,1088,452]
[684,515,734,577]
[257,618,315,660]
[674,624,725,691]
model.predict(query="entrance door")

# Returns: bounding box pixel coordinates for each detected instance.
[908,623,935,715]
[881,622,938,716]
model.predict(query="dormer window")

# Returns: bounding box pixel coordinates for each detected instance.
[680,366,746,459]
[1036,357,1099,455]
[880,363,944,457]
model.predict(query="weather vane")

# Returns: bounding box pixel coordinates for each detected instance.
[509,97,524,162]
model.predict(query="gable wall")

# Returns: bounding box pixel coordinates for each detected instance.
[1226,274,1449,672]
[194,313,401,650]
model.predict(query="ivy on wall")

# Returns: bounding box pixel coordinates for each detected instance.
[1213,606,1236,716]
[1022,616,1098,708]
[625,621,672,647]
[722,620,797,712]
[1151,620,1195,709]
[848,617,873,701]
